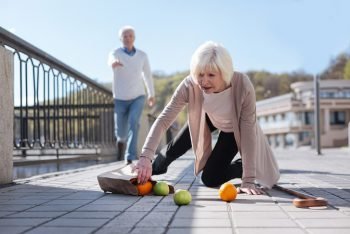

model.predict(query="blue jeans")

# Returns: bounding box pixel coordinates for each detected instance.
[114,95,146,161]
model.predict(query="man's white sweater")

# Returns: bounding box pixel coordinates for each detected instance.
[108,48,154,100]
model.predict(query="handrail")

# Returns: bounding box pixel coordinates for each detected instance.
[0,26,116,153]
[0,26,111,95]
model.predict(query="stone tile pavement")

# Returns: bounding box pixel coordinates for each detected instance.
[1,148,350,234]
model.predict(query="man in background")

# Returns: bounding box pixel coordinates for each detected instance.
[108,25,155,165]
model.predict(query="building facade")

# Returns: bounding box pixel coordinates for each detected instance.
[256,80,350,148]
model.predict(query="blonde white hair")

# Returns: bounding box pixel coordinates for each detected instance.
[118,25,135,39]
[190,41,234,85]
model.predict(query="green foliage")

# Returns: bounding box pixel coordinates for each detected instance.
[247,70,312,101]
[321,53,350,80]
[153,71,189,126]
[344,60,350,80]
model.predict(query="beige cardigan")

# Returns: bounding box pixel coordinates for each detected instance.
[141,72,280,188]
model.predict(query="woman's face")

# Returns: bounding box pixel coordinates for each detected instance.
[197,69,228,94]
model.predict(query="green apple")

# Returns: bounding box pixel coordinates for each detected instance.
[173,189,192,205]
[153,181,169,196]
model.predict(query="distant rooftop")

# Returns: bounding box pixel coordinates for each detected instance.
[291,79,350,92]
[257,79,350,107]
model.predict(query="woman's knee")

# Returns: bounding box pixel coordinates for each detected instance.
[201,172,222,188]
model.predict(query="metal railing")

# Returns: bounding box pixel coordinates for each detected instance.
[0,26,115,156]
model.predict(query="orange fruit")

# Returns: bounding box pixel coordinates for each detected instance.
[219,182,237,202]
[136,180,153,196]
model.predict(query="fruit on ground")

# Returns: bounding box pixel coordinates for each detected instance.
[153,181,170,196]
[136,180,153,196]
[173,189,192,205]
[219,182,237,202]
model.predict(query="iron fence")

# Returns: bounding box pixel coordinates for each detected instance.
[0,26,115,156]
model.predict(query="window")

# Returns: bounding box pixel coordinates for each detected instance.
[330,111,346,125]
[285,133,295,146]
[304,112,314,125]
[298,131,310,141]
[345,91,350,98]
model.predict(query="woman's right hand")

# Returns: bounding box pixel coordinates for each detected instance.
[132,156,152,184]
[238,183,265,195]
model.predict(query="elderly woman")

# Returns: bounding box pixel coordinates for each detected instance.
[134,41,279,195]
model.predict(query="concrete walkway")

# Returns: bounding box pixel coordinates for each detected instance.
[1,148,350,234]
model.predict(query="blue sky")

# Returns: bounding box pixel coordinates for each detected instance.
[1,0,350,83]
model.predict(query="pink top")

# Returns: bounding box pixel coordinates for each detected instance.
[203,86,234,132]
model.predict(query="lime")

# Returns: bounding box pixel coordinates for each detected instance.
[173,189,192,205]
[153,181,169,196]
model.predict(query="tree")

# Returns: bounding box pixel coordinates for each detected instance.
[344,60,350,80]
[321,53,349,80]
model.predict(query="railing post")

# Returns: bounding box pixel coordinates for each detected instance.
[348,122,350,149]
[0,46,14,184]
[314,74,321,155]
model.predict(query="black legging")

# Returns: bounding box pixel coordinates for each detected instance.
[160,115,242,187]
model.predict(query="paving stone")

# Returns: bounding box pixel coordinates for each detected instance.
[279,205,332,212]
[288,211,349,219]
[19,195,64,200]
[25,226,96,234]
[77,204,129,211]
[190,200,226,206]
[178,205,228,212]
[45,199,92,205]
[0,204,36,211]
[0,218,51,226]
[167,228,233,234]
[104,211,147,227]
[170,218,231,227]
[233,218,298,228]
[60,191,104,200]
[90,197,138,205]
[297,218,350,228]
[0,226,31,234]
[126,204,156,212]
[0,195,13,201]
[307,228,350,234]
[153,204,179,212]
[136,211,174,227]
[130,227,166,234]
[0,199,47,205]
[236,228,305,234]
[61,211,120,219]
[8,211,67,218]
[95,226,132,234]
[0,211,14,217]
[175,210,229,219]
[27,204,82,212]
[231,211,289,219]
[43,218,108,227]
[230,203,281,211]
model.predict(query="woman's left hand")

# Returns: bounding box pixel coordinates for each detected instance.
[238,183,265,195]
[132,157,152,184]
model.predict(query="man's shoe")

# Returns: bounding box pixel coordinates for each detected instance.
[117,142,125,161]
[126,160,132,165]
